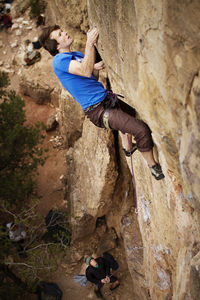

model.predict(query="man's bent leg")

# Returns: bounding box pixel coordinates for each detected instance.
[85,98,164,180]
[120,132,157,168]
[108,105,153,153]
[108,104,164,180]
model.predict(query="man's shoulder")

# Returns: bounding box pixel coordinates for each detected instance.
[52,52,73,72]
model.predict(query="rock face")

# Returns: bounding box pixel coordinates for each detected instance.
[65,119,117,240]
[20,78,53,105]
[19,49,60,106]
[46,0,200,299]
[86,1,200,299]
[57,89,85,148]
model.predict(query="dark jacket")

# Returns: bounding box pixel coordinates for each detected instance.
[86,257,110,284]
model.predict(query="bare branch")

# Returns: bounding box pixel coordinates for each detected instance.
[4,262,53,270]
[23,243,54,253]
[1,205,17,218]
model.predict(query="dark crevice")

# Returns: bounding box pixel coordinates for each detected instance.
[95,46,103,63]
[96,215,106,228]
[148,289,151,299]
[113,130,121,173]
[106,75,121,173]
[185,71,199,107]
[105,76,111,91]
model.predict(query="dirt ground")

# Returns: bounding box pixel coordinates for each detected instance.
[0,11,136,300]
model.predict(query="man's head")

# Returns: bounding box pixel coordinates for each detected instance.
[39,25,73,56]
[85,256,98,268]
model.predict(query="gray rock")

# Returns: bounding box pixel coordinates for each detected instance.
[19,79,52,105]
[190,265,200,300]
[15,30,22,36]
[10,41,18,48]
[11,23,19,30]
[46,113,58,132]
[72,214,96,241]
[96,228,117,255]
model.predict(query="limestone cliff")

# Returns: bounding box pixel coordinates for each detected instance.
[45,1,200,299]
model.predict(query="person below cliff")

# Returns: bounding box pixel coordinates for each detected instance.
[85,255,120,298]
[39,25,164,180]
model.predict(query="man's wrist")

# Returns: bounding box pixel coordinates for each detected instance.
[86,40,95,48]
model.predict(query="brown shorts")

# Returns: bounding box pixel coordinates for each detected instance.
[85,96,153,152]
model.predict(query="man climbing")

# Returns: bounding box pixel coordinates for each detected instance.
[39,25,164,180]
[85,255,120,298]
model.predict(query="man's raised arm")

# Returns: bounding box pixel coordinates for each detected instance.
[68,28,99,77]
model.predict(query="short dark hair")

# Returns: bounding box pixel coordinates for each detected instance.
[39,25,60,56]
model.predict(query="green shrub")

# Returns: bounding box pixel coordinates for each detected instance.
[0,72,48,207]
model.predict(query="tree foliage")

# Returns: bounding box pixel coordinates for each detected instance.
[0,72,47,207]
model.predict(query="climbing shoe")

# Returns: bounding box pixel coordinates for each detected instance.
[123,143,137,157]
[94,289,103,298]
[150,163,165,180]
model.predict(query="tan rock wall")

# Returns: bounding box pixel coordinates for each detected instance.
[87,0,200,299]
[58,89,85,148]
[65,120,117,240]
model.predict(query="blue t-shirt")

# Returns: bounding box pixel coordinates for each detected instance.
[52,51,107,110]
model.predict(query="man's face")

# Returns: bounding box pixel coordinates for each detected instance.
[50,29,73,51]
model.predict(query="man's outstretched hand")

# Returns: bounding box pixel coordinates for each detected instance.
[94,61,105,71]
[87,28,99,47]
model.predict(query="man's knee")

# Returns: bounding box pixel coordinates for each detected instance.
[135,121,152,141]
[134,122,154,152]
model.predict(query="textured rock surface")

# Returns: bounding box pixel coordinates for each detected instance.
[65,119,117,240]
[20,77,53,104]
[57,89,85,148]
[87,0,200,299]
[19,48,60,106]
